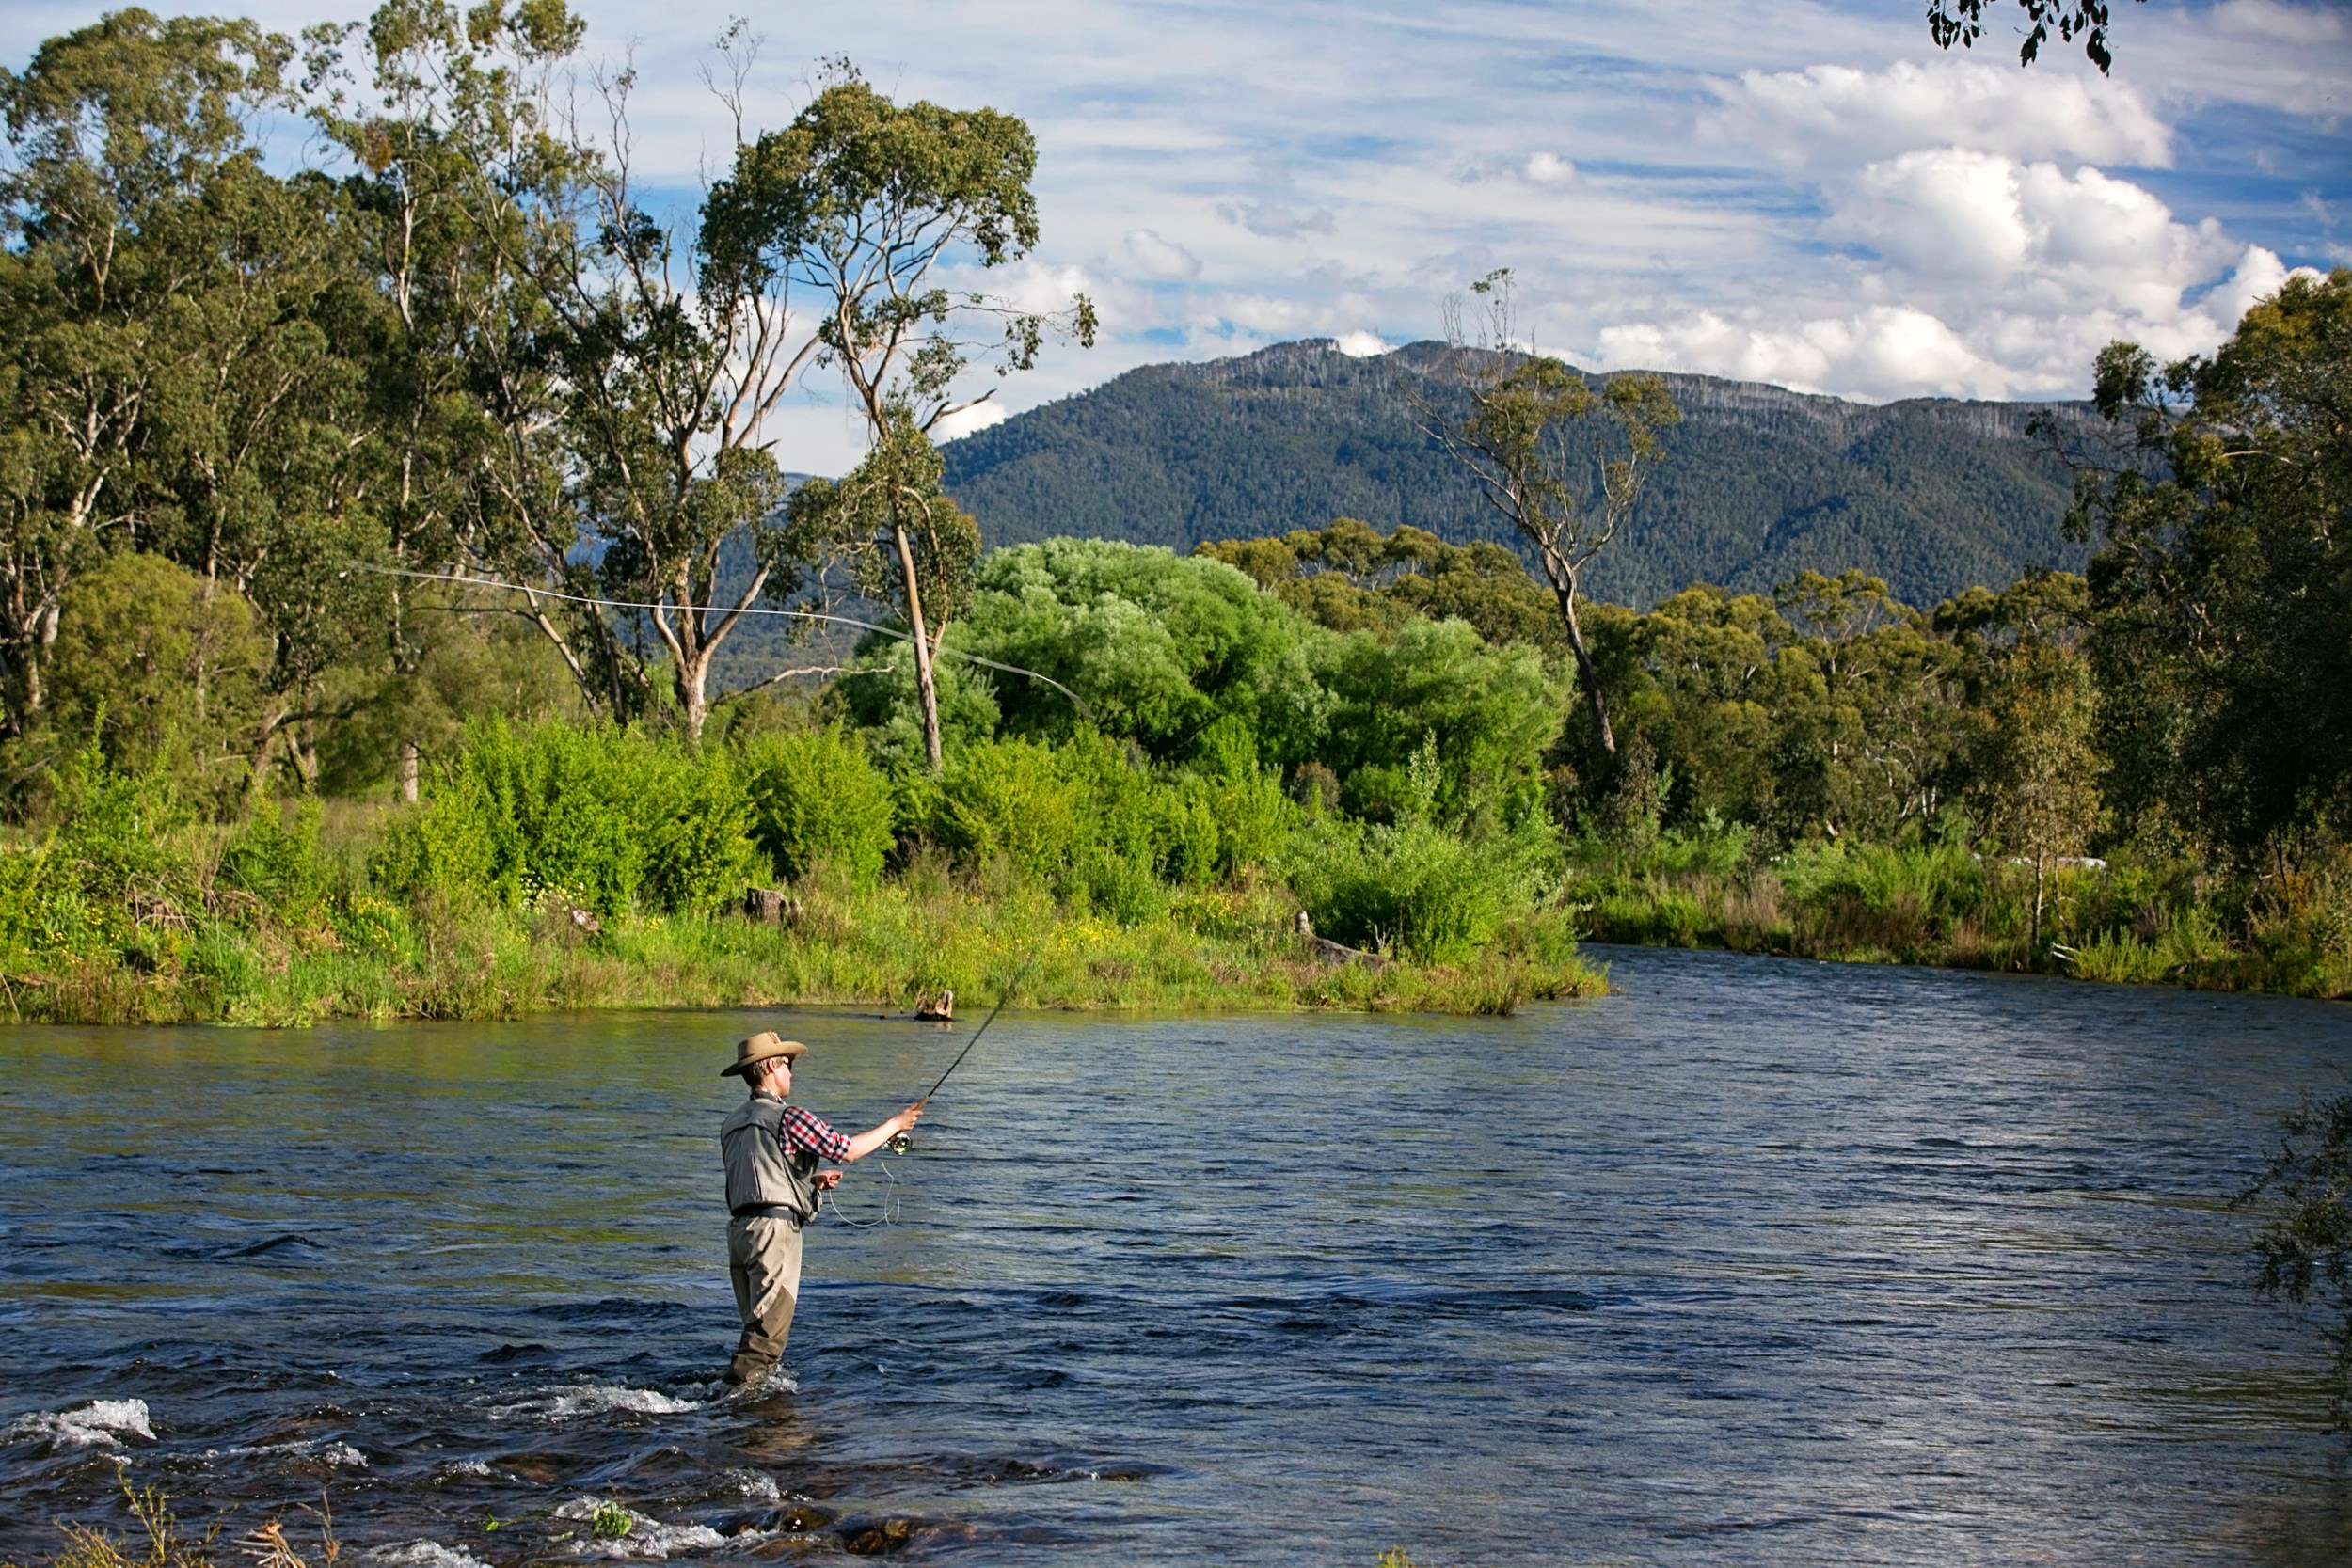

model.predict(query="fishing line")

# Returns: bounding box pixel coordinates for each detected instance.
[337,560,1093,718]
[818,1156,903,1228]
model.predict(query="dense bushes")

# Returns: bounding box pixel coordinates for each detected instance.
[742,728,897,889]
[371,723,763,918]
[1282,740,1560,961]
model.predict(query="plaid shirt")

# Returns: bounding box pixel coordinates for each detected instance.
[777,1101,850,1163]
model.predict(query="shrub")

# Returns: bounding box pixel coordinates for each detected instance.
[371,722,763,918]
[740,728,897,888]
[216,799,332,924]
[645,758,767,916]
[1284,813,1556,963]
[44,551,273,807]
[1070,848,1168,927]
[931,738,1089,879]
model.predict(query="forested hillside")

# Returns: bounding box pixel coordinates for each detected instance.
[941,341,2094,609]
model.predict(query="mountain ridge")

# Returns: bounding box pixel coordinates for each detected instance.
[938,339,2095,610]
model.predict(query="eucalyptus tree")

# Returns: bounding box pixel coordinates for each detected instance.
[522,32,828,742]
[2072,271,2352,863]
[1426,269,1679,764]
[0,9,298,739]
[310,0,599,784]
[707,64,1095,768]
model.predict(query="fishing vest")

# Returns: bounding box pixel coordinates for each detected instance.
[720,1093,818,1224]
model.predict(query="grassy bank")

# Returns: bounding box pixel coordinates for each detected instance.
[0,739,1601,1025]
[1562,829,2352,999]
[5,868,1598,1027]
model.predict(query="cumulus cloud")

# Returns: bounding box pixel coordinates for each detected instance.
[1706,58,2173,169]
[1597,220,2315,402]
[1333,329,1389,356]
[1124,228,1202,279]
[1826,150,2233,292]
[1597,308,2005,400]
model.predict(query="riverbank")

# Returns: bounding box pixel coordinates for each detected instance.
[2,869,1600,1027]
[1562,835,2352,1000]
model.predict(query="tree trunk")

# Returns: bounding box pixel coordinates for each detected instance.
[398,738,420,804]
[893,521,945,771]
[679,646,712,742]
[1554,580,1616,757]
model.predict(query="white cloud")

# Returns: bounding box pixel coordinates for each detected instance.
[932,399,1011,442]
[1333,329,1389,356]
[1124,228,1202,279]
[1522,151,1575,185]
[1826,150,2236,293]
[6,0,2327,429]
[1707,58,2173,168]
[1597,307,2001,400]
[2133,0,2352,118]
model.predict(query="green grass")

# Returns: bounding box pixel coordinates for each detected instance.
[0,865,1602,1026]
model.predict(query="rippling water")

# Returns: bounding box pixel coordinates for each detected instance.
[5,948,2352,1565]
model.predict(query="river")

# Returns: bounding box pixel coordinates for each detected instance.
[3,946,2350,1566]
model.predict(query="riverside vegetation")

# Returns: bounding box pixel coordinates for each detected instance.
[1,5,2348,1023]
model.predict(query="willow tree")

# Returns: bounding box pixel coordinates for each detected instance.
[705,65,1094,769]
[1427,270,1678,762]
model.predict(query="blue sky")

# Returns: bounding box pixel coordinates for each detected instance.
[7,0,2345,471]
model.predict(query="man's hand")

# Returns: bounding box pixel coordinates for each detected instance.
[848,1100,929,1162]
[815,1169,844,1192]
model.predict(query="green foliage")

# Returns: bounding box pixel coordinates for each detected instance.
[40,548,274,807]
[0,743,197,964]
[217,799,332,925]
[929,737,1090,880]
[1775,839,1992,935]
[1200,515,1565,653]
[932,537,1329,766]
[1284,810,1557,964]
[1316,617,1562,831]
[373,722,762,917]
[2074,271,2352,863]
[740,727,897,889]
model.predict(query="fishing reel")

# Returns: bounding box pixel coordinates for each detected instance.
[887,1129,914,1155]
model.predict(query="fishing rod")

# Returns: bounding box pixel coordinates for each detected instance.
[888,946,1045,1154]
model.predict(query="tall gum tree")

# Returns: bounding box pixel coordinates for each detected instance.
[707,63,1094,768]
[1424,270,1678,768]
[310,0,592,790]
[2071,270,2352,863]
[0,10,297,739]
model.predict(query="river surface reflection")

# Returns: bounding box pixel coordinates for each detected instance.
[4,947,2352,1565]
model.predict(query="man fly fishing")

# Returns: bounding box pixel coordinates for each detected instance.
[717,1033,923,1386]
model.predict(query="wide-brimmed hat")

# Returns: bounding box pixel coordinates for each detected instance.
[721,1031,807,1079]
